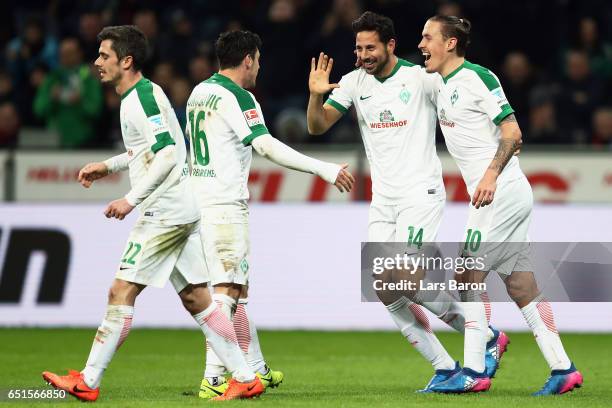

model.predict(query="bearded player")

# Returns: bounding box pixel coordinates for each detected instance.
[307,11,509,392]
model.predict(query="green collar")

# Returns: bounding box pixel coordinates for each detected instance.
[442,61,466,84]
[206,72,238,86]
[121,77,148,100]
[375,58,413,83]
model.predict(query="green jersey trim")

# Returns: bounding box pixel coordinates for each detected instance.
[462,61,515,124]
[205,73,269,143]
[242,127,269,146]
[375,58,415,83]
[151,132,175,153]
[120,77,147,100]
[463,60,501,91]
[134,78,161,117]
[442,62,465,83]
[492,104,515,125]
[325,98,348,114]
[125,77,177,153]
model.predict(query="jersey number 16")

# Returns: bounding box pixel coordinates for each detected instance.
[188,110,210,166]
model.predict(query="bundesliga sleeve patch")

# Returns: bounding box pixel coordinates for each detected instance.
[243,109,263,127]
[490,87,509,108]
[148,113,169,135]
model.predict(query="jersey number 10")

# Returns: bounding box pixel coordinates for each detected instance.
[188,110,210,166]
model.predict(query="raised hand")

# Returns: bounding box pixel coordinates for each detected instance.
[309,52,340,95]
[334,163,356,193]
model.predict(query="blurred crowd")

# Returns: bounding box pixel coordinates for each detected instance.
[1,0,611,149]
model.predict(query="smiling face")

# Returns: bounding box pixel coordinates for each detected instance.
[418,20,452,74]
[94,39,124,85]
[355,31,394,76]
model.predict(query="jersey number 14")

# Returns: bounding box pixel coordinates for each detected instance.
[188,110,210,166]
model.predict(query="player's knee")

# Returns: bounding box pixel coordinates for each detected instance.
[180,295,197,314]
[108,279,141,305]
[376,289,402,306]
[505,273,538,304]
[180,292,198,313]
[108,284,126,304]
[179,284,210,314]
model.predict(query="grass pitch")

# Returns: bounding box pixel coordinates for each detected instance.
[0,329,609,407]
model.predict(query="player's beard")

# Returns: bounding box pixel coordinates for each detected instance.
[369,50,390,77]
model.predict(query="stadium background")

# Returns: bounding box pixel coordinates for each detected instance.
[0,0,611,405]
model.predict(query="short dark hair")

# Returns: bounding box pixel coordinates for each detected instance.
[428,15,471,57]
[215,30,262,69]
[351,11,396,44]
[97,25,148,72]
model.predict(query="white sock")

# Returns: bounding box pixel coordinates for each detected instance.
[520,296,571,370]
[204,294,237,380]
[461,291,488,373]
[416,291,495,342]
[234,299,267,374]
[82,305,134,388]
[194,303,254,382]
[386,297,455,370]
[213,293,237,319]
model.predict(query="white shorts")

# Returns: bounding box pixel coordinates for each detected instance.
[200,205,250,286]
[463,176,533,275]
[115,219,209,293]
[368,198,445,247]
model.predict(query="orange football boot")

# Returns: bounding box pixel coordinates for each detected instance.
[212,377,265,401]
[42,370,99,402]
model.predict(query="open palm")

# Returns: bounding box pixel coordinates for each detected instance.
[309,52,339,95]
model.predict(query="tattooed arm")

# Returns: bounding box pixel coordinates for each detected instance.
[488,114,522,173]
[472,114,523,209]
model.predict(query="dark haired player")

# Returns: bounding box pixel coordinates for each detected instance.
[307,11,508,392]
[41,25,265,402]
[419,15,583,395]
[186,30,354,398]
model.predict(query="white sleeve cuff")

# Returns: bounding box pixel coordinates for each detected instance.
[251,134,340,184]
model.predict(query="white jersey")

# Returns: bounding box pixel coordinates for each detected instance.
[326,58,444,205]
[120,77,198,225]
[187,73,269,207]
[434,60,525,194]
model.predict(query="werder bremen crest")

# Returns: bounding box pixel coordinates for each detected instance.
[379,109,395,122]
[450,88,459,106]
[399,87,411,104]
